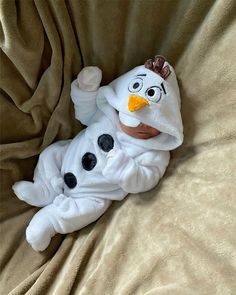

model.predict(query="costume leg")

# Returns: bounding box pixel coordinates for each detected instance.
[26,195,111,251]
[12,140,70,207]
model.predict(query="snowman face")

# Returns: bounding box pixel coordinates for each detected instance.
[107,66,168,134]
[99,62,183,148]
[128,74,165,106]
[127,73,166,111]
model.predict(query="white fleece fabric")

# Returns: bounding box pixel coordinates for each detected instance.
[13,61,183,251]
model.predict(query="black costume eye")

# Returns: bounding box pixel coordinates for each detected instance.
[133,82,140,89]
[147,88,155,96]
[128,78,143,92]
[145,86,162,103]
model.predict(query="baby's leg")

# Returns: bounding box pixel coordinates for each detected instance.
[26,195,111,251]
[12,140,70,207]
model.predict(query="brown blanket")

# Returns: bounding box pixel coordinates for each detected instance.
[1,0,236,294]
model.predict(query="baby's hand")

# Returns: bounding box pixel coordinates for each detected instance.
[102,149,130,184]
[77,66,102,91]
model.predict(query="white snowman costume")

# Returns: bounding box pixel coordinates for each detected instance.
[13,56,183,251]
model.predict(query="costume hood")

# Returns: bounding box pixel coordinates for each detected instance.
[96,56,183,151]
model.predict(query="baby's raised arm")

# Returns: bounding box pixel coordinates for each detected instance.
[70,66,102,125]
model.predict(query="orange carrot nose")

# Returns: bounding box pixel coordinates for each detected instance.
[128,94,149,112]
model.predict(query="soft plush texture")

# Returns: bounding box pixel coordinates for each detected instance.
[0,0,236,294]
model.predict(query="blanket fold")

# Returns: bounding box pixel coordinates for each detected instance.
[0,0,236,294]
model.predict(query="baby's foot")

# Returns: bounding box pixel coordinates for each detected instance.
[26,220,54,251]
[12,181,46,207]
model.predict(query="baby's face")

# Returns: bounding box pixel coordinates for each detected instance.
[119,120,160,139]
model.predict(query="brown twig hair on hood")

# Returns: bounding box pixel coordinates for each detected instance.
[144,55,171,80]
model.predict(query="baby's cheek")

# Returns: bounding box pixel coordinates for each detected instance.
[149,128,161,138]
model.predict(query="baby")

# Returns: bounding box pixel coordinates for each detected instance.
[13,55,183,251]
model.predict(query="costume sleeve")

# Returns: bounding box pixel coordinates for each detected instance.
[70,80,99,125]
[102,149,170,194]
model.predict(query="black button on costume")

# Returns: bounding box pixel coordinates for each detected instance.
[65,135,114,189]
[97,134,114,152]
[82,152,97,171]
[64,172,77,189]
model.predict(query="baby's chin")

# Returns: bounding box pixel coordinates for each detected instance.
[119,121,160,139]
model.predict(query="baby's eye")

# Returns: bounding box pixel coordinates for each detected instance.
[145,86,162,103]
[128,78,143,92]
